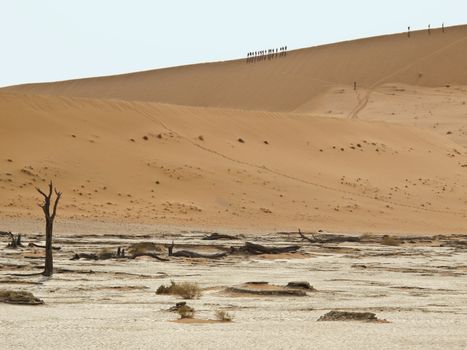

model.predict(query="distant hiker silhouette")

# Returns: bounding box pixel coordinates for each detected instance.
[408,26,411,38]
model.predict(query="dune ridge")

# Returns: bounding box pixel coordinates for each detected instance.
[4,25,467,112]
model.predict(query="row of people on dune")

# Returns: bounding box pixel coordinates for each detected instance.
[247,46,287,58]
[246,46,288,63]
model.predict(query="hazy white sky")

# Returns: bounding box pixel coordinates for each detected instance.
[1,0,466,87]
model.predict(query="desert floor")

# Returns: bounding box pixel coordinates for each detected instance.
[1,229,467,349]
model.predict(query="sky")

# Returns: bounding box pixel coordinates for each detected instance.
[0,0,466,87]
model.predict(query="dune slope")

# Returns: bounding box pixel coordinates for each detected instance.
[1,91,467,234]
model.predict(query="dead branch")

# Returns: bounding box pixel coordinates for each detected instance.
[171,250,230,259]
[28,243,61,251]
[298,229,360,244]
[202,233,238,241]
[71,253,98,260]
[129,252,169,261]
[298,229,317,243]
[242,242,300,255]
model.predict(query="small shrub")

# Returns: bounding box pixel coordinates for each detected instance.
[381,235,401,246]
[238,138,245,143]
[156,282,174,295]
[215,310,233,322]
[198,135,204,141]
[174,282,201,299]
[128,242,163,255]
[98,247,115,259]
[142,136,149,141]
[178,305,195,319]
[156,281,202,299]
[0,290,44,305]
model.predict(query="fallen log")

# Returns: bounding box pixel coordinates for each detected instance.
[202,233,238,241]
[0,231,13,238]
[298,229,360,244]
[286,281,315,290]
[168,241,230,259]
[317,311,387,323]
[226,286,307,297]
[71,253,98,260]
[171,250,229,259]
[243,242,300,255]
[298,229,317,243]
[28,243,61,251]
[129,252,169,261]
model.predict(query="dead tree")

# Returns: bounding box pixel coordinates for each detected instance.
[36,181,62,277]
[298,228,360,243]
[2,231,24,249]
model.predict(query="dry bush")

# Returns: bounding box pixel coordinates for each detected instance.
[156,281,202,299]
[98,247,115,259]
[215,310,233,322]
[381,235,401,246]
[156,282,174,295]
[173,282,202,299]
[128,242,163,255]
[178,305,195,319]
[0,290,44,305]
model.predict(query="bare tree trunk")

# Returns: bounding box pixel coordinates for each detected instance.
[36,182,62,277]
[44,220,54,276]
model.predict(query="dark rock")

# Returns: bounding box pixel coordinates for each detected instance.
[202,233,238,240]
[318,311,379,322]
[287,281,315,290]
[168,302,187,312]
[227,286,307,297]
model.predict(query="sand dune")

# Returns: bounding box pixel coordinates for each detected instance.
[4,25,467,112]
[2,25,467,234]
[1,90,467,234]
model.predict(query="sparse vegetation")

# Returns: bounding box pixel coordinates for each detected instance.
[198,135,204,141]
[128,242,163,255]
[215,310,233,322]
[381,235,401,246]
[0,290,44,305]
[238,138,245,143]
[156,281,202,299]
[98,247,115,259]
[177,304,195,319]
